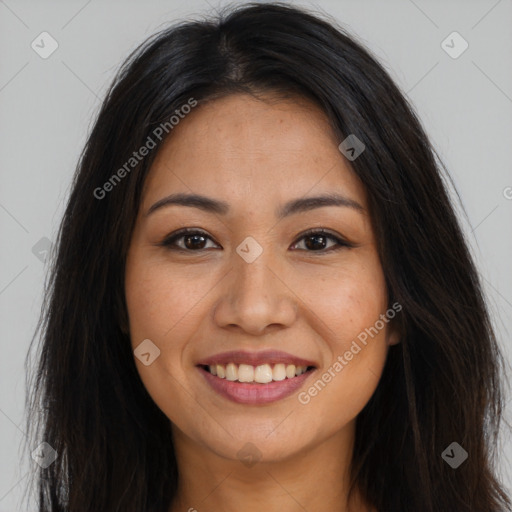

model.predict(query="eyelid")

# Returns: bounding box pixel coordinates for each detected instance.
[159,227,220,249]
[292,227,351,246]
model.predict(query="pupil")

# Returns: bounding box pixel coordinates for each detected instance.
[306,235,326,250]
[185,234,206,249]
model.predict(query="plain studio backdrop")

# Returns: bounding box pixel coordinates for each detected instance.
[0,0,511,509]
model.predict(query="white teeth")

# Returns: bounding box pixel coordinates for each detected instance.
[286,364,296,379]
[226,363,238,381]
[272,363,287,381]
[238,364,254,382]
[254,364,273,383]
[205,362,311,383]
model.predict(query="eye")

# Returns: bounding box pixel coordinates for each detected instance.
[159,228,220,251]
[158,227,351,253]
[290,228,352,253]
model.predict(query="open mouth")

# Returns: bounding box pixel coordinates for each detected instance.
[198,363,316,384]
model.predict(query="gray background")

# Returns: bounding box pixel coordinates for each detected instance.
[1,0,511,509]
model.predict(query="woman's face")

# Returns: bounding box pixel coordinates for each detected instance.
[125,93,399,463]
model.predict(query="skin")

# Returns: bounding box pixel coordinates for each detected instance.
[124,93,399,512]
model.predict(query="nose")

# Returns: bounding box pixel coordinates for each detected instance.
[212,244,298,336]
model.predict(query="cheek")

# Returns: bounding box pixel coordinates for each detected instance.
[124,258,206,423]
[300,258,388,344]
[124,258,213,345]
[297,260,390,409]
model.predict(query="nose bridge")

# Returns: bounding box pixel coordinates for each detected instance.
[233,234,279,305]
[235,241,273,293]
[213,234,297,333]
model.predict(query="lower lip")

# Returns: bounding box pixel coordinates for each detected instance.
[198,366,315,404]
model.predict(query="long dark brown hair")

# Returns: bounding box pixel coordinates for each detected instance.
[25,3,511,511]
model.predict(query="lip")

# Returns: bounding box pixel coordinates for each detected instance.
[198,365,316,404]
[196,349,317,368]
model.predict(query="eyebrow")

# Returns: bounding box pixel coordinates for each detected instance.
[145,192,365,219]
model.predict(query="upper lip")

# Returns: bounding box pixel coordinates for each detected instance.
[196,350,317,368]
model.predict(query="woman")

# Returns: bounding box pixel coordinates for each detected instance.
[25,3,511,511]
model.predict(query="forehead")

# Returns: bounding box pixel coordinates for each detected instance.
[142,93,367,213]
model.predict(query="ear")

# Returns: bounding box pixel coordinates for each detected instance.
[384,299,403,346]
[115,289,130,335]
[387,327,401,346]
[386,313,402,346]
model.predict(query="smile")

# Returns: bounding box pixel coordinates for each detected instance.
[197,364,316,404]
[201,362,314,383]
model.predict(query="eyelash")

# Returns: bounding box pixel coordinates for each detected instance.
[158,227,352,254]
